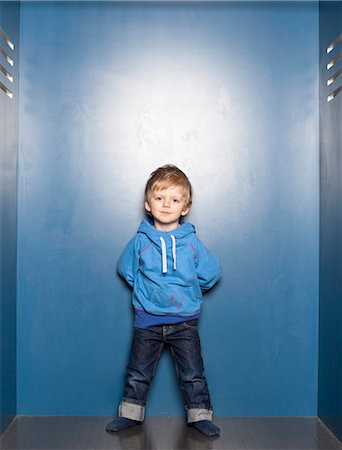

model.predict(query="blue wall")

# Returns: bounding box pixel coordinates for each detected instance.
[318,1,342,441]
[0,1,19,434]
[18,2,319,416]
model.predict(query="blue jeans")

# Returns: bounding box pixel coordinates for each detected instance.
[118,320,213,423]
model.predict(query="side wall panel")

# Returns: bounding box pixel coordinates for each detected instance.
[0,1,20,435]
[318,1,342,441]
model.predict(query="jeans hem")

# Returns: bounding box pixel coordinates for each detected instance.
[187,407,213,423]
[119,399,145,422]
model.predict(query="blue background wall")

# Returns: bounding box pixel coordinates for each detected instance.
[18,2,319,416]
[0,1,20,434]
[318,1,342,441]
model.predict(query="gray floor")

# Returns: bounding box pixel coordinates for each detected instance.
[1,416,342,450]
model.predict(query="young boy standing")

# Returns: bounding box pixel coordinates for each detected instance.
[106,165,221,437]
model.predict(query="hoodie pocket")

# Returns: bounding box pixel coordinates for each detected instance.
[150,286,201,314]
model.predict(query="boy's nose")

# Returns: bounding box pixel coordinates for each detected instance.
[163,199,171,207]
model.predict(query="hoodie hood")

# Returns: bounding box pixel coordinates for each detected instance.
[137,219,196,274]
[137,219,195,242]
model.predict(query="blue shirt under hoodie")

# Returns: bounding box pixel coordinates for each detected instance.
[117,219,221,327]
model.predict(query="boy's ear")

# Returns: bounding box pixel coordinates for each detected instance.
[144,201,152,212]
[181,206,190,217]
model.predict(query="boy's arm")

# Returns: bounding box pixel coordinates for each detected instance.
[194,238,221,292]
[117,236,139,287]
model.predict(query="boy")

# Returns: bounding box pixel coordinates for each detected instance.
[106,165,221,437]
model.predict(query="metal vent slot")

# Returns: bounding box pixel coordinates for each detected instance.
[0,80,13,98]
[0,45,14,67]
[327,51,342,70]
[0,27,15,50]
[327,33,342,54]
[0,63,13,82]
[327,85,342,102]
[327,67,342,87]
[0,26,15,99]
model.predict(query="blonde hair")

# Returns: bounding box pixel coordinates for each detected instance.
[144,164,192,209]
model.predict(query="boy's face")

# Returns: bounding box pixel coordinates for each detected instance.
[145,185,190,232]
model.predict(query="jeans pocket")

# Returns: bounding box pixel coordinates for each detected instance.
[182,319,199,330]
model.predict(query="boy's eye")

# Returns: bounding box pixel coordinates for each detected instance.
[156,197,162,201]
[173,199,179,203]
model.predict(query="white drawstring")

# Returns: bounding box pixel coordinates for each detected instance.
[159,235,177,273]
[171,235,177,270]
[160,237,167,273]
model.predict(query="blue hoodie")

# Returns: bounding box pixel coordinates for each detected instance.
[118,219,221,317]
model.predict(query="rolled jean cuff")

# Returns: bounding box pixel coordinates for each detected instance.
[119,399,145,422]
[187,407,213,423]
